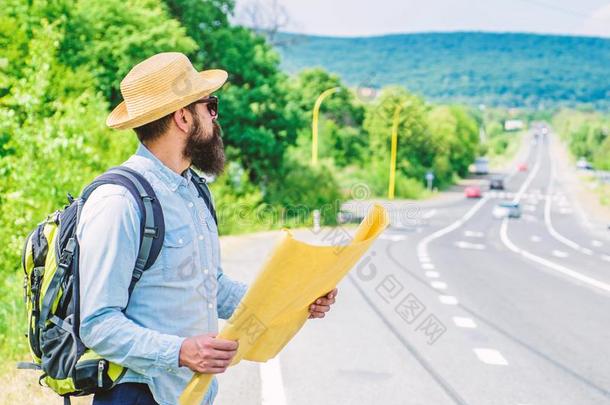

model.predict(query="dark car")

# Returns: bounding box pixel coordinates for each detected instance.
[489,177,505,190]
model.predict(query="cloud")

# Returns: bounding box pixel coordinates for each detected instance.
[581,3,610,37]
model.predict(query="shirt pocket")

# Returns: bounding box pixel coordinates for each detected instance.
[162,224,197,282]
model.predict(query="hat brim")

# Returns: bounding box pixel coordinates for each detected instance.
[106,69,228,130]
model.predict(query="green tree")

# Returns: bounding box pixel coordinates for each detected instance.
[287,68,367,167]
[163,0,302,183]
[364,87,432,183]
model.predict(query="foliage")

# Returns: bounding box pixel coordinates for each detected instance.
[276,32,610,111]
[163,0,303,183]
[60,0,198,107]
[553,110,610,170]
[286,68,368,167]
[0,17,135,358]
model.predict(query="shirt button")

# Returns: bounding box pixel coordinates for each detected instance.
[198,235,204,240]
[188,202,194,208]
[208,303,213,309]
[178,238,183,244]
[203,268,209,274]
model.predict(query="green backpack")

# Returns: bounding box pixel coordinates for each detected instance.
[18,165,217,404]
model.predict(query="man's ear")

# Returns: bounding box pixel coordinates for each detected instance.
[173,108,190,133]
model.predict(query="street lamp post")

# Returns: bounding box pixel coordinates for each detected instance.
[312,87,340,166]
[388,104,402,199]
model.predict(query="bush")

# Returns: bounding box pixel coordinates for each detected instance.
[265,157,342,225]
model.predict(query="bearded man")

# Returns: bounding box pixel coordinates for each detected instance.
[77,52,337,405]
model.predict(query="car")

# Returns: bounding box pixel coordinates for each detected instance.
[489,176,505,190]
[576,158,594,171]
[517,163,528,172]
[473,157,489,175]
[492,201,521,219]
[465,186,482,198]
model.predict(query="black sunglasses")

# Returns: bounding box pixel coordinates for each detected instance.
[193,95,218,118]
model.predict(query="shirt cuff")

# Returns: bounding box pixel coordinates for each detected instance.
[156,334,186,374]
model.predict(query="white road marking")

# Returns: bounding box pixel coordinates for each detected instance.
[431,281,448,290]
[260,357,287,405]
[464,230,484,238]
[602,255,610,262]
[473,348,509,366]
[418,256,431,263]
[501,219,610,294]
[422,263,435,270]
[425,271,440,278]
[439,295,459,305]
[452,316,477,329]
[417,196,490,259]
[552,250,569,258]
[544,156,601,257]
[530,235,541,242]
[455,241,486,250]
[500,145,610,295]
[592,240,603,247]
[380,234,407,241]
[421,209,437,219]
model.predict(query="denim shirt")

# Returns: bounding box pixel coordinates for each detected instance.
[77,143,247,405]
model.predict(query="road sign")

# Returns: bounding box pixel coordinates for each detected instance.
[425,172,434,191]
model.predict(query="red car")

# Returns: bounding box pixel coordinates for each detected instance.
[517,163,528,172]
[465,186,482,198]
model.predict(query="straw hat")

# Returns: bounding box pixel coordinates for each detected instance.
[106,52,228,130]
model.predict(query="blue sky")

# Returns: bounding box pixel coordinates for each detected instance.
[234,0,610,38]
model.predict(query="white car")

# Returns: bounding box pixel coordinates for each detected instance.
[576,158,594,171]
[493,202,522,219]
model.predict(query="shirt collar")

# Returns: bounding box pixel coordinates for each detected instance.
[135,143,190,191]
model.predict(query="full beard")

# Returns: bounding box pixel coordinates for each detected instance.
[183,117,226,176]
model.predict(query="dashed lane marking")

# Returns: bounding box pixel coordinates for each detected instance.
[552,250,569,258]
[473,348,509,366]
[455,241,486,250]
[439,295,459,305]
[452,317,477,329]
[464,230,484,238]
[260,357,287,405]
[431,281,448,290]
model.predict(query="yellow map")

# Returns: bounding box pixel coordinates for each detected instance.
[179,203,389,405]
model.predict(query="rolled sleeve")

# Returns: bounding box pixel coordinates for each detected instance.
[216,271,247,319]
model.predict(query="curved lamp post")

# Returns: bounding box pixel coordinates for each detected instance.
[311,87,340,166]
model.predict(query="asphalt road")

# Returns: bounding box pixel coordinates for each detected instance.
[216,131,610,405]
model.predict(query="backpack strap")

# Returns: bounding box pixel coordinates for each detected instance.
[80,166,165,296]
[189,169,218,225]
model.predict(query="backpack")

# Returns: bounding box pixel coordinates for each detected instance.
[18,165,217,404]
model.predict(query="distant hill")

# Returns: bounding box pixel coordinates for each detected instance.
[274,32,610,110]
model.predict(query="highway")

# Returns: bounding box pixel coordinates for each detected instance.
[216,131,610,405]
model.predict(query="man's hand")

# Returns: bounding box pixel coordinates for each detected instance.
[308,288,338,319]
[179,333,238,374]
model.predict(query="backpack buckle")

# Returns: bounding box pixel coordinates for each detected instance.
[143,226,159,238]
